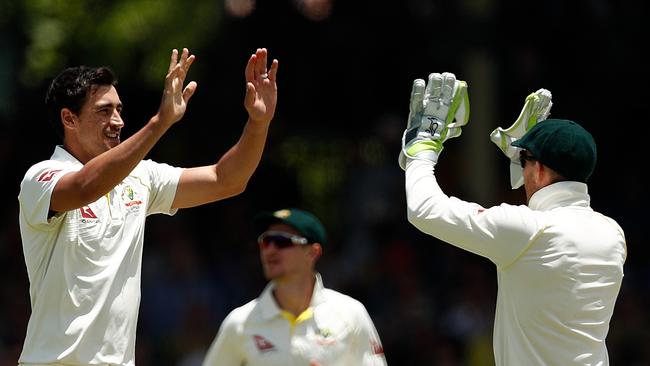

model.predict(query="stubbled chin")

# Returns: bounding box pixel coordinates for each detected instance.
[263,263,283,279]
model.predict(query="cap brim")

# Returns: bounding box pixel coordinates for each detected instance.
[511,139,525,148]
[252,212,284,234]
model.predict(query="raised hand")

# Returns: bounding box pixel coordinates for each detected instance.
[158,48,197,126]
[244,48,279,125]
[489,88,552,189]
[398,72,469,170]
[490,88,552,159]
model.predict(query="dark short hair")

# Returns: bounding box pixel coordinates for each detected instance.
[45,66,118,140]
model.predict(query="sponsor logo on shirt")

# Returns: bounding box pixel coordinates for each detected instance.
[253,335,276,353]
[37,169,62,182]
[370,340,384,355]
[80,206,97,218]
[80,206,100,223]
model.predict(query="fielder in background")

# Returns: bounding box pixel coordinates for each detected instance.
[399,72,626,365]
[202,208,387,366]
[17,47,278,365]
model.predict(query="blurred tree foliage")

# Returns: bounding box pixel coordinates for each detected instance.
[3,0,222,89]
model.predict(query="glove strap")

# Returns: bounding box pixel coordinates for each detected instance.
[406,140,443,155]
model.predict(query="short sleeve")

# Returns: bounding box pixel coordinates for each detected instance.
[351,301,387,366]
[202,311,245,366]
[138,159,183,216]
[18,162,77,228]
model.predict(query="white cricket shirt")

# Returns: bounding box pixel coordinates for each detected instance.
[18,146,182,365]
[405,158,626,365]
[202,273,387,366]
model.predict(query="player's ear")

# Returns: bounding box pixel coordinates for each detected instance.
[61,108,77,129]
[310,243,322,262]
[536,161,552,186]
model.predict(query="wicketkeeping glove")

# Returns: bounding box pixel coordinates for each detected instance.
[398,72,470,170]
[489,88,552,188]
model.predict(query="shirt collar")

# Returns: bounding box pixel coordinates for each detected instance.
[259,272,326,321]
[51,145,83,166]
[528,181,591,211]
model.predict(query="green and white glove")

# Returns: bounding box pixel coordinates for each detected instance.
[398,72,470,171]
[489,88,552,188]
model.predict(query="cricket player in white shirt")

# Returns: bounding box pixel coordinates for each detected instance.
[399,72,626,365]
[202,208,387,366]
[17,47,278,365]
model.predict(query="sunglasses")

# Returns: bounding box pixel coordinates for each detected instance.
[258,231,310,249]
[519,151,537,168]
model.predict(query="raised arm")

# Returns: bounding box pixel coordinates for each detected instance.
[172,48,279,209]
[50,48,197,212]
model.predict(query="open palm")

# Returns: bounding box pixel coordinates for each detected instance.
[244,48,278,124]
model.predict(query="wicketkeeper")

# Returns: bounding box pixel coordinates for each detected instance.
[399,72,626,365]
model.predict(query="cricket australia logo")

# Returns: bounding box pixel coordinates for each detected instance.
[315,327,337,346]
[121,185,143,208]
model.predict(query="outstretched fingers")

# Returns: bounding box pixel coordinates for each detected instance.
[179,48,196,76]
[168,49,178,74]
[183,81,198,103]
[159,48,198,125]
[245,48,278,83]
[255,48,268,77]
[242,47,279,124]
[245,53,255,82]
[267,58,279,82]
[167,48,195,80]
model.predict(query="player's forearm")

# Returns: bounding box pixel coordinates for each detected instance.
[405,159,448,225]
[214,119,270,191]
[53,117,171,211]
[405,159,471,243]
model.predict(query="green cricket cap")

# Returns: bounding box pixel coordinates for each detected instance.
[253,208,327,245]
[512,118,597,182]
